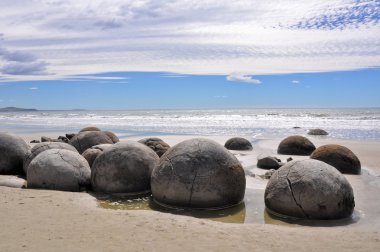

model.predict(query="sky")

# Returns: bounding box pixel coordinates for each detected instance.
[0,0,379,109]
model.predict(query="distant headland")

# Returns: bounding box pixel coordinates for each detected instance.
[0,107,38,112]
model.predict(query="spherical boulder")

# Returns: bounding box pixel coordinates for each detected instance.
[79,126,101,133]
[138,137,170,157]
[0,133,30,175]
[151,138,246,209]
[91,141,159,194]
[23,142,78,174]
[277,135,316,155]
[103,131,119,143]
[257,156,283,170]
[82,144,112,168]
[308,128,328,136]
[224,137,253,151]
[310,144,361,174]
[69,131,113,154]
[27,149,91,192]
[264,159,355,220]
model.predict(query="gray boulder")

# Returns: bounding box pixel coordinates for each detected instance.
[69,131,113,154]
[27,149,91,192]
[65,133,76,140]
[257,156,283,169]
[91,141,159,194]
[277,135,316,155]
[138,137,170,157]
[308,128,328,136]
[103,131,119,143]
[0,133,30,175]
[23,142,78,174]
[79,126,101,133]
[151,138,246,209]
[264,159,355,220]
[82,144,112,168]
[224,137,253,151]
[311,144,361,174]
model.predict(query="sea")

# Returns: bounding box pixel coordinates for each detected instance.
[1,108,380,140]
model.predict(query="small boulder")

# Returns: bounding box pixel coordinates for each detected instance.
[27,149,91,192]
[65,133,76,140]
[224,137,253,151]
[264,159,355,220]
[277,135,316,155]
[81,144,112,168]
[58,136,69,143]
[308,128,328,136]
[30,140,40,143]
[0,133,30,175]
[69,131,113,154]
[286,157,293,162]
[310,144,361,174]
[103,131,119,143]
[41,136,51,142]
[79,126,101,133]
[257,156,283,169]
[138,137,170,157]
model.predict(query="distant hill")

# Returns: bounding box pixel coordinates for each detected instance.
[0,107,38,112]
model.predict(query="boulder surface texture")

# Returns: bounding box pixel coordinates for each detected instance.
[0,133,30,175]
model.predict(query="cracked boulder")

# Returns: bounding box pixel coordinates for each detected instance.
[23,142,78,174]
[277,135,316,155]
[151,138,246,209]
[138,137,170,157]
[79,126,101,133]
[264,159,355,220]
[308,128,328,136]
[311,144,361,174]
[224,137,253,151]
[91,141,159,194]
[27,149,91,192]
[82,144,113,168]
[69,131,113,154]
[0,133,30,175]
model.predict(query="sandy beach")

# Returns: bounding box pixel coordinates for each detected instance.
[1,132,380,251]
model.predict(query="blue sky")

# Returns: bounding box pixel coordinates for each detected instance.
[0,1,379,109]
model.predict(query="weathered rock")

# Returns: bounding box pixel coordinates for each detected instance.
[79,126,101,133]
[293,126,301,129]
[308,128,328,136]
[41,136,51,142]
[58,136,69,143]
[277,135,316,155]
[310,144,361,174]
[138,137,170,157]
[65,133,76,140]
[23,142,78,174]
[82,144,112,168]
[287,157,293,162]
[151,138,246,209]
[0,133,30,175]
[27,149,91,192]
[69,131,113,154]
[91,141,159,194]
[103,131,119,143]
[30,140,40,143]
[264,159,355,220]
[257,156,283,169]
[224,137,253,151]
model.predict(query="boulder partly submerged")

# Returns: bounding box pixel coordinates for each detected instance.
[0,133,30,175]
[277,135,316,155]
[151,138,246,209]
[264,159,355,220]
[224,137,253,151]
[311,144,361,174]
[308,128,328,136]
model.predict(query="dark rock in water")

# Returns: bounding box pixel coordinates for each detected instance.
[264,159,355,220]
[27,149,91,192]
[41,136,51,142]
[151,138,246,209]
[224,137,253,151]
[58,136,69,143]
[23,142,78,175]
[310,144,361,174]
[277,135,316,155]
[79,126,101,133]
[69,131,113,154]
[138,137,170,157]
[81,144,112,168]
[91,141,159,194]
[308,128,328,136]
[293,126,301,129]
[65,133,76,140]
[286,157,293,162]
[0,133,30,175]
[257,156,283,169]
[103,131,119,143]
[30,140,40,143]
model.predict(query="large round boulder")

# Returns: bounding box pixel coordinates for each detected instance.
[79,126,101,133]
[277,135,316,155]
[82,144,112,168]
[264,159,355,220]
[69,131,113,154]
[0,133,30,175]
[138,137,170,157]
[91,141,159,194]
[151,138,246,209]
[308,128,328,136]
[224,137,253,151]
[310,144,361,174]
[27,149,91,192]
[23,142,78,174]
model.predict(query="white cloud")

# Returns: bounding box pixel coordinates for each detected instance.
[227,73,261,84]
[292,80,300,84]
[0,0,379,81]
[28,87,38,90]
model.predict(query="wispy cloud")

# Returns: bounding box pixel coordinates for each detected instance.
[28,87,38,90]
[227,73,261,84]
[292,80,300,84]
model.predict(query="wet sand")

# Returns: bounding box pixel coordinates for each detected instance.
[1,133,380,251]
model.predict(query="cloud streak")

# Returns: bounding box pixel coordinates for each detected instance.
[227,73,261,84]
